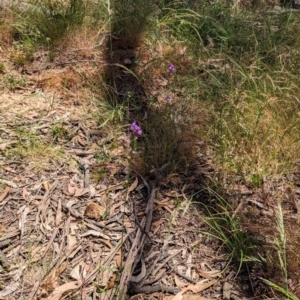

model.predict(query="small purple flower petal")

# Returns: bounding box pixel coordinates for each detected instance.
[130,121,137,131]
[166,95,172,102]
[130,121,142,137]
[168,63,175,73]
[103,178,108,185]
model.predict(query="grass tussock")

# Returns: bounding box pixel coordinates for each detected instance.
[157,1,300,181]
[261,204,299,300]
[198,186,264,270]
[6,0,108,46]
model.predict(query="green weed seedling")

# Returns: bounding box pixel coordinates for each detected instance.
[51,124,68,142]
[174,198,180,208]
[250,173,262,188]
[11,41,34,66]
[2,74,27,90]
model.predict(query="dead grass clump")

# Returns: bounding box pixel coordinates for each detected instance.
[32,67,82,92]
[58,26,104,53]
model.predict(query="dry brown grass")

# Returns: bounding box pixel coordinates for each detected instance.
[0,3,14,45]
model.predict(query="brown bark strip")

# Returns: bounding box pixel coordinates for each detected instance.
[130,283,180,295]
[118,178,157,299]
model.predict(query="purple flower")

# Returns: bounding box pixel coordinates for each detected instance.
[166,95,172,102]
[103,178,108,185]
[168,63,175,73]
[130,121,143,136]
